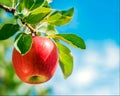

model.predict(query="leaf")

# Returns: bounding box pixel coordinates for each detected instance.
[56,42,73,78]
[0,24,19,40]
[24,0,34,10]
[42,1,50,8]
[46,24,57,35]
[49,34,86,49]
[14,33,32,54]
[17,0,49,12]
[14,0,18,5]
[17,0,24,12]
[38,23,57,35]
[24,0,45,11]
[45,8,74,26]
[0,0,12,7]
[26,7,51,24]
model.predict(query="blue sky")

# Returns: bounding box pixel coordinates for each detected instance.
[48,0,119,95]
[51,0,119,44]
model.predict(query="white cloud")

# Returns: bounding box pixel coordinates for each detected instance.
[63,39,119,95]
[81,49,101,66]
[80,39,119,69]
[53,83,69,95]
[91,88,113,95]
[103,40,120,68]
[69,67,97,87]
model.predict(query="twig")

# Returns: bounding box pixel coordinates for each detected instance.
[0,4,37,35]
[21,21,37,36]
[0,4,15,14]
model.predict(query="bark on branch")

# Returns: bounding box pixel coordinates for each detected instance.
[0,4,37,35]
[0,4,15,14]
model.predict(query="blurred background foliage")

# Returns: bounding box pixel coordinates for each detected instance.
[0,8,52,95]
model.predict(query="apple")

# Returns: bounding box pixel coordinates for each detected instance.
[12,36,58,84]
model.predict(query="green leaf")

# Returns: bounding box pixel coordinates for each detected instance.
[49,34,86,49]
[14,0,18,5]
[56,42,73,78]
[38,23,57,35]
[26,7,51,24]
[24,0,45,11]
[24,0,34,10]
[0,24,19,40]
[17,0,49,12]
[0,0,12,7]
[45,8,74,26]
[14,33,32,54]
[17,0,24,12]
[42,1,50,8]
[45,24,57,35]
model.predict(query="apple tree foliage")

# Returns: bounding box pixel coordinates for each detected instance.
[0,0,86,79]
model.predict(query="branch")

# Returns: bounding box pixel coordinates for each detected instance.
[0,4,15,14]
[0,4,37,35]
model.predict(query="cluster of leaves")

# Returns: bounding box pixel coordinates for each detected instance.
[0,0,86,78]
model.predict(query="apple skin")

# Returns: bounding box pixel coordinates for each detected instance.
[12,36,58,84]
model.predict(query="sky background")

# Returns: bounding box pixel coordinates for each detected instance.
[17,0,119,95]
[0,0,119,95]
[51,0,119,44]
[50,0,119,95]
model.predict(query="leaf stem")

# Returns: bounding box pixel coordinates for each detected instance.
[0,4,37,36]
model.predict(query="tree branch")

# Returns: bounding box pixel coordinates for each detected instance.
[0,4,37,35]
[0,4,15,14]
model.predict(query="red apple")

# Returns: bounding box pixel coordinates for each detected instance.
[12,36,58,84]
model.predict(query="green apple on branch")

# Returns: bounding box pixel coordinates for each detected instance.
[0,0,86,84]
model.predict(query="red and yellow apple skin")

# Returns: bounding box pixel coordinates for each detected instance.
[12,36,58,84]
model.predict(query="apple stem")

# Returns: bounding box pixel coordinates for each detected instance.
[0,4,37,36]
[22,21,37,36]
